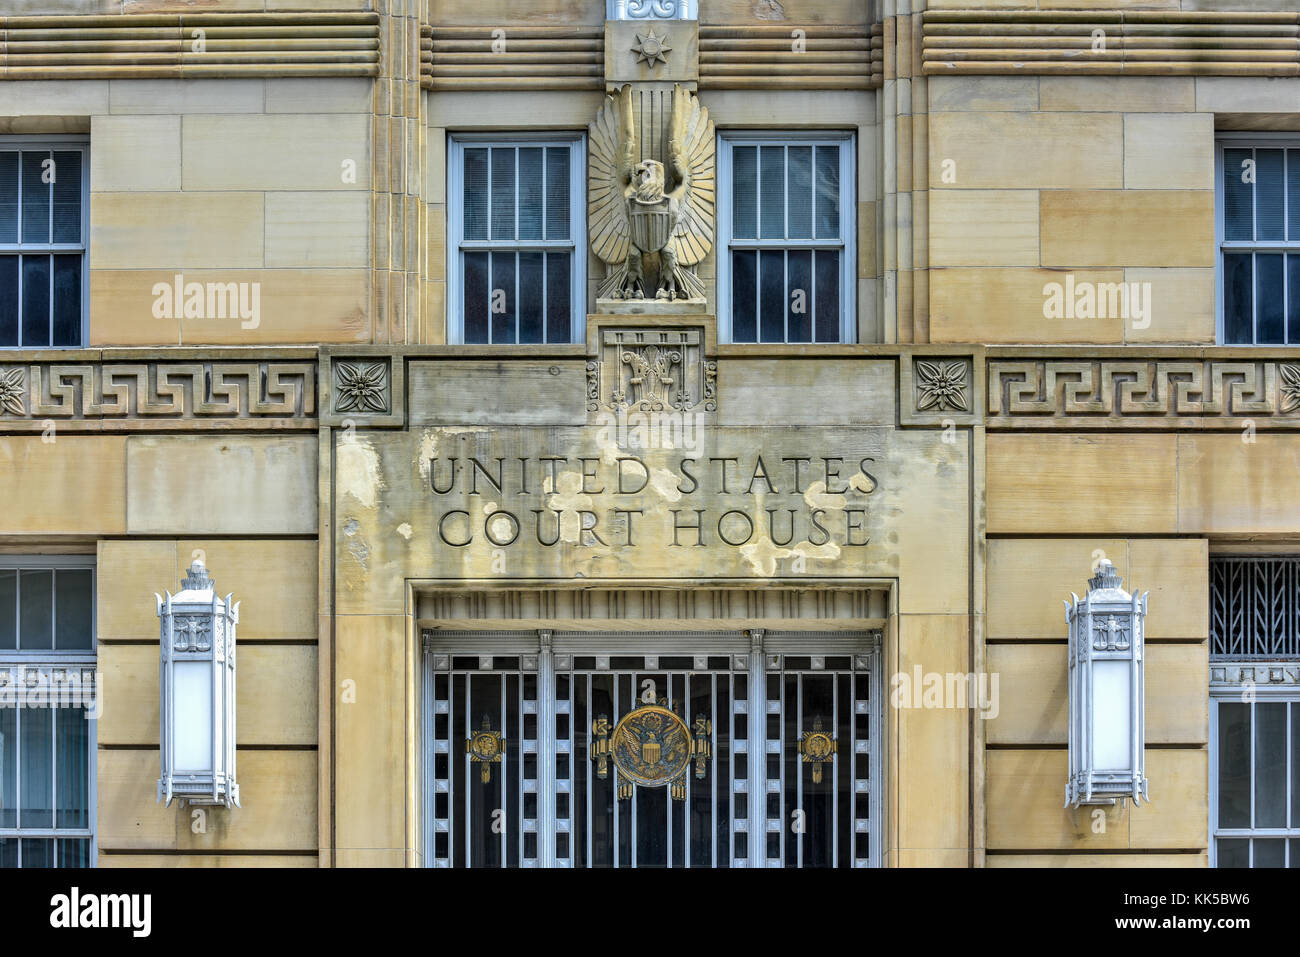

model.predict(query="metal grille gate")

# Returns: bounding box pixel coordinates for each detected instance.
[422,630,880,868]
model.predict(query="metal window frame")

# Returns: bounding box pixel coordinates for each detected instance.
[716,131,857,345]
[1208,689,1299,867]
[0,554,97,868]
[1214,132,1300,346]
[0,135,90,351]
[446,133,587,345]
[420,629,881,869]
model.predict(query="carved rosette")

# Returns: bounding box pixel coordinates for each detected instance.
[334,359,391,415]
[915,359,971,414]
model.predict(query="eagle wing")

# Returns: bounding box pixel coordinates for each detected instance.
[666,84,716,268]
[588,84,635,267]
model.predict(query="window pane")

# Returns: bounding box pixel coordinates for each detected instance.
[20,707,52,828]
[1291,255,1300,346]
[545,251,570,344]
[51,151,81,245]
[1223,148,1253,242]
[815,145,841,239]
[1293,703,1299,829]
[1256,149,1285,242]
[21,254,51,348]
[518,148,543,241]
[0,151,17,243]
[1223,253,1253,345]
[0,838,15,868]
[1290,149,1300,241]
[759,249,785,342]
[463,251,490,343]
[815,249,842,343]
[787,249,812,342]
[0,256,16,347]
[463,148,489,241]
[20,151,49,245]
[1252,838,1284,868]
[0,707,15,828]
[732,146,757,240]
[788,146,813,240]
[1255,701,1287,828]
[19,569,53,651]
[55,568,92,651]
[0,569,14,649]
[731,249,757,342]
[1217,838,1249,868]
[55,707,89,830]
[58,839,91,869]
[760,146,785,240]
[1218,701,1251,828]
[491,148,516,242]
[20,839,53,868]
[545,147,570,241]
[1291,839,1300,867]
[491,250,517,344]
[518,251,543,344]
[52,254,80,347]
[1256,253,1284,344]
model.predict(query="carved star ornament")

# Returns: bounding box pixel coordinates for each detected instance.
[631,27,672,69]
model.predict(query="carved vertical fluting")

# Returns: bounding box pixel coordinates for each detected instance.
[373,0,426,344]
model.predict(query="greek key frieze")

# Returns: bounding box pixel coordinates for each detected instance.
[988,359,1300,425]
[0,361,315,425]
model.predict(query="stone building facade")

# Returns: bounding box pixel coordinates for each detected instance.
[0,0,1297,868]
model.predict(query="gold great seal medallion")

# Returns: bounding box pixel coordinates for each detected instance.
[610,704,693,788]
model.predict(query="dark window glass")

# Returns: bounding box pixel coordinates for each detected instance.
[1256,149,1285,242]
[787,249,813,343]
[1223,148,1253,242]
[463,250,489,343]
[731,249,756,343]
[0,151,17,243]
[463,148,488,241]
[490,148,516,242]
[759,249,785,342]
[1217,838,1249,868]
[490,251,516,344]
[1218,702,1251,829]
[518,251,544,344]
[518,148,544,241]
[815,145,841,239]
[1255,702,1287,829]
[21,254,50,347]
[20,707,53,828]
[760,146,785,240]
[545,251,570,344]
[51,151,81,244]
[0,708,15,828]
[1223,253,1253,345]
[545,147,569,241]
[55,707,89,830]
[19,569,53,651]
[788,146,813,240]
[1256,253,1285,344]
[0,256,17,346]
[20,151,48,245]
[20,839,53,869]
[815,250,841,343]
[1254,838,1285,868]
[54,568,92,651]
[732,145,757,240]
[52,254,80,347]
[0,570,14,650]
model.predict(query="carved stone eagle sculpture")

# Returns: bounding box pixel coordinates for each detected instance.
[588,84,715,302]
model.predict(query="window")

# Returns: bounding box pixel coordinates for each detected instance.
[1217,136,1300,345]
[0,138,88,349]
[718,133,855,344]
[448,136,585,344]
[1209,556,1300,867]
[0,557,97,868]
